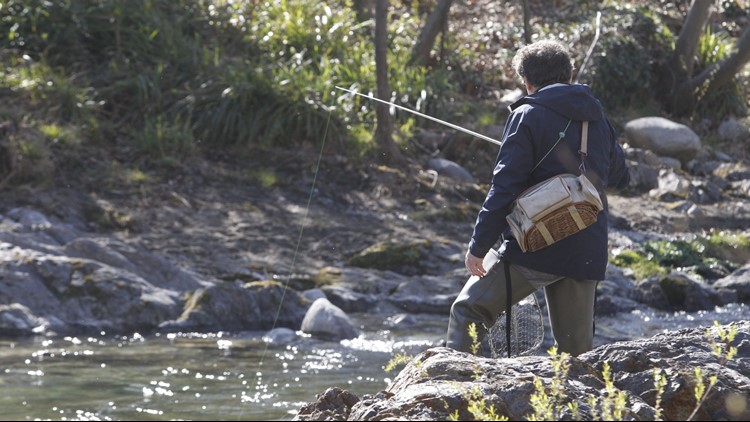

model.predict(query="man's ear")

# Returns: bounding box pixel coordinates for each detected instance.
[523,77,536,94]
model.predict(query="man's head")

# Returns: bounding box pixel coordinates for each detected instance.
[511,40,573,92]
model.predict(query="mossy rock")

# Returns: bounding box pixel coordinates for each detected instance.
[699,230,750,265]
[313,267,342,287]
[245,280,284,290]
[659,275,689,307]
[346,240,431,275]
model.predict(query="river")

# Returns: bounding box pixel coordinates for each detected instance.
[1,304,748,421]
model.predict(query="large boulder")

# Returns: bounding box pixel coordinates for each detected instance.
[714,263,750,303]
[295,321,750,421]
[426,158,476,183]
[161,280,309,332]
[0,206,313,337]
[631,273,721,312]
[624,117,701,163]
[1,241,184,335]
[300,298,359,341]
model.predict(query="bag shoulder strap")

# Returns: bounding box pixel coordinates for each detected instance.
[530,119,572,173]
[530,120,590,174]
[578,121,589,174]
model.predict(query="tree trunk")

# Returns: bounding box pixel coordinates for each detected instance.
[522,0,531,44]
[672,0,712,79]
[672,23,750,115]
[666,0,711,113]
[409,0,454,66]
[374,0,402,163]
[353,0,372,21]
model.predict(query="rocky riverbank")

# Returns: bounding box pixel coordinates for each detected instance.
[294,321,750,421]
[2,115,750,339]
[2,115,750,421]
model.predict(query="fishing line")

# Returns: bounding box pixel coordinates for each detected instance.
[242,104,332,419]
[335,86,502,146]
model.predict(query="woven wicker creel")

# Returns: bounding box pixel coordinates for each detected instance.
[524,201,600,252]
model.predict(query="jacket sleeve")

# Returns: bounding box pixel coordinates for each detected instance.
[605,118,630,192]
[468,111,535,258]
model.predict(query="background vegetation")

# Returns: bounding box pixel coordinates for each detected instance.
[0,0,749,186]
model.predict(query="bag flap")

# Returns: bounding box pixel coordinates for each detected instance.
[517,175,572,221]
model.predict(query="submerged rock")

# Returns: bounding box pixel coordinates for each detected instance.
[300,298,359,341]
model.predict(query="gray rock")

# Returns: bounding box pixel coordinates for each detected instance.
[162,281,308,332]
[316,266,406,297]
[300,298,359,341]
[718,118,750,142]
[0,303,46,334]
[631,273,721,312]
[686,159,722,177]
[294,387,360,421]
[387,273,464,314]
[688,180,724,204]
[65,237,204,292]
[414,130,448,151]
[624,117,701,163]
[626,161,659,193]
[427,158,475,183]
[320,285,378,313]
[388,293,457,314]
[659,156,682,170]
[294,322,750,421]
[733,179,750,197]
[302,288,327,302]
[714,162,750,181]
[715,150,734,162]
[596,266,639,315]
[649,169,691,200]
[7,207,52,230]
[262,327,298,345]
[625,147,663,168]
[714,264,750,303]
[384,313,418,328]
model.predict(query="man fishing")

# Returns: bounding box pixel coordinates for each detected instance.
[446,39,630,356]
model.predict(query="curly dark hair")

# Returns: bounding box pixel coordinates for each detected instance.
[511,40,573,89]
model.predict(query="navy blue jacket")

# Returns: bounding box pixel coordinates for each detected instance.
[468,84,630,280]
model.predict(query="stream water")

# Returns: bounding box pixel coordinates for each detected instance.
[1,304,748,421]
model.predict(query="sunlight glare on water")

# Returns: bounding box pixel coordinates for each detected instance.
[0,307,748,420]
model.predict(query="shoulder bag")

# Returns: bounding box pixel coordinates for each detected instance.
[506,121,604,252]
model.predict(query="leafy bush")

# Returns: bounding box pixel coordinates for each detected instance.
[690,26,748,120]
[588,7,671,112]
[1,0,478,160]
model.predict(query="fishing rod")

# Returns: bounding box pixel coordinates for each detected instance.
[334,86,503,146]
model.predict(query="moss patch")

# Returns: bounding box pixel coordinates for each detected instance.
[614,233,746,282]
[699,230,750,264]
[643,240,704,268]
[83,198,136,231]
[659,276,689,307]
[246,280,284,290]
[612,250,666,280]
[346,240,431,274]
[313,267,342,287]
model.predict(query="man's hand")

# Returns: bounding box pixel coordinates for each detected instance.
[465,251,486,277]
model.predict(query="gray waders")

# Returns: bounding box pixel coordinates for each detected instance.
[446,259,598,357]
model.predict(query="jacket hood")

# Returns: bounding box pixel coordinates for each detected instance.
[509,84,603,121]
